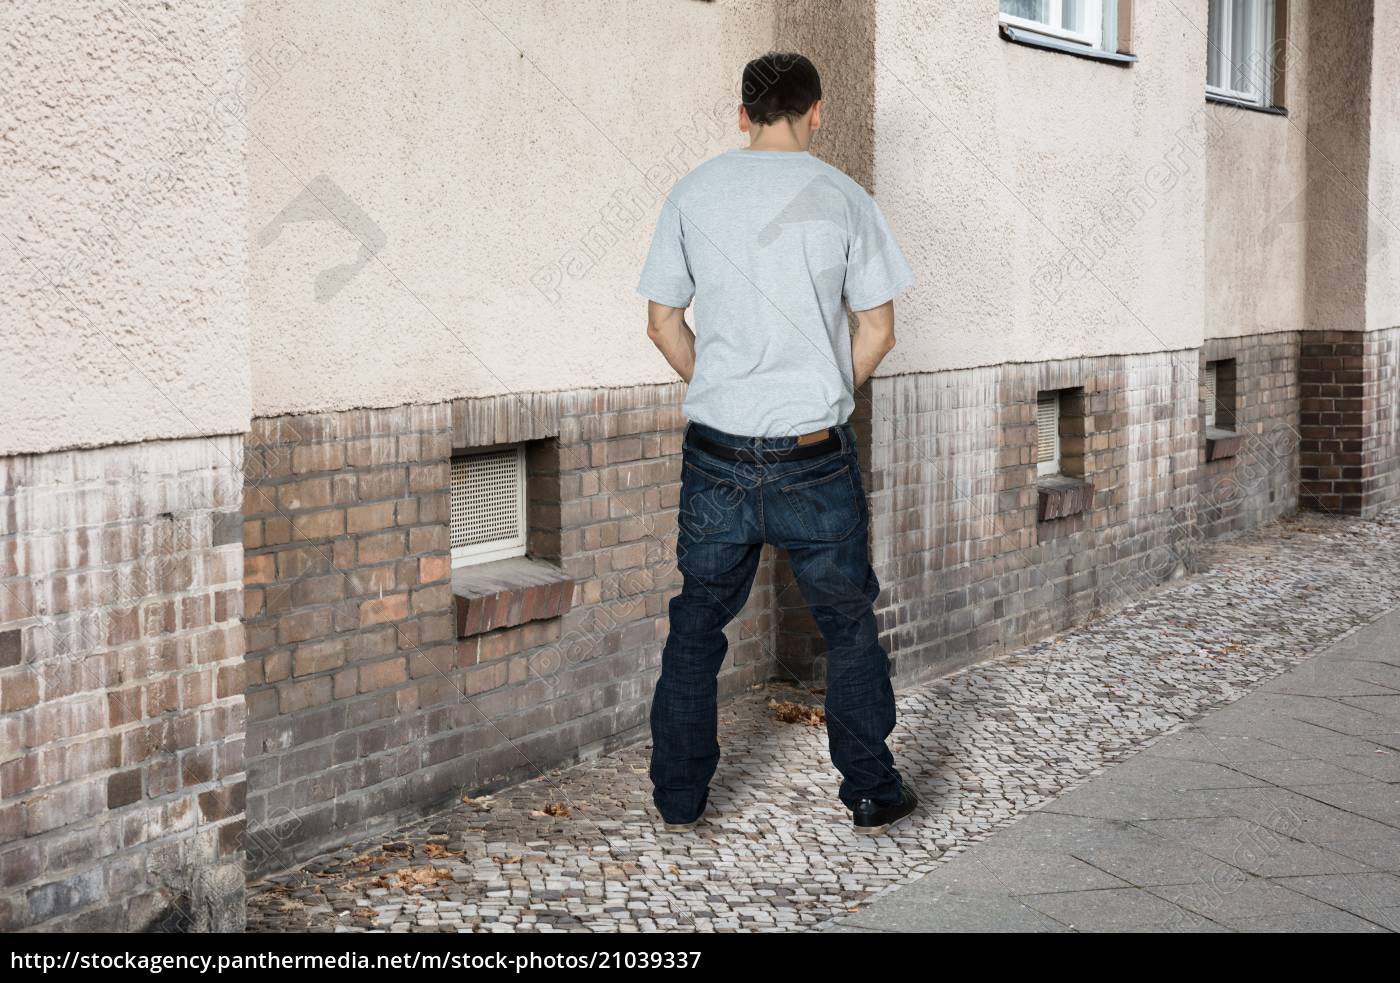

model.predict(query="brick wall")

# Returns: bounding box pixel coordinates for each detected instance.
[864,352,1199,682]
[1300,326,1400,517]
[243,385,775,873]
[1363,326,1400,516]
[241,405,456,875]
[0,436,245,932]
[1198,332,1301,539]
[1299,330,1367,513]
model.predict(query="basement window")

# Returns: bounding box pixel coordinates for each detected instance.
[448,440,575,639]
[1203,362,1219,428]
[1203,358,1237,430]
[1203,358,1241,461]
[450,447,527,567]
[1035,387,1094,522]
[1036,390,1061,477]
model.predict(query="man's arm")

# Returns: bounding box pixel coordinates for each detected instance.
[646,300,696,383]
[851,300,896,388]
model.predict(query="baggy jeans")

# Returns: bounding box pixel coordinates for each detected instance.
[649,420,903,823]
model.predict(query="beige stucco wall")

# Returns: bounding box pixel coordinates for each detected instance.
[872,0,1207,374]
[1366,0,1400,332]
[0,1,249,458]
[1204,2,1311,340]
[247,0,773,418]
[1303,0,1374,336]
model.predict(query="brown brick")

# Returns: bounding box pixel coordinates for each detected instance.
[0,630,20,669]
[408,524,449,554]
[291,509,345,541]
[106,770,143,810]
[358,657,407,693]
[292,443,344,474]
[357,531,406,565]
[347,501,397,534]
[196,782,245,822]
[278,608,333,645]
[0,672,39,713]
[244,553,275,585]
[359,594,409,626]
[408,462,448,494]
[419,555,451,584]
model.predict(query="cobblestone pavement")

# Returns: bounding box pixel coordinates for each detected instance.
[247,509,1400,932]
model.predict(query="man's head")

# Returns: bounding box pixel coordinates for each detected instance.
[740,52,822,147]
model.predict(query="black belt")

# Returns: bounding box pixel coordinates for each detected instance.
[686,428,842,465]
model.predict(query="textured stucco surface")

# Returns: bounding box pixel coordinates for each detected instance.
[1366,0,1400,332]
[246,0,774,418]
[772,0,875,192]
[872,0,1207,372]
[1303,0,1374,336]
[0,1,250,457]
[1204,2,1311,339]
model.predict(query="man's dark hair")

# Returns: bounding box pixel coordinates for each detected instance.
[741,52,821,126]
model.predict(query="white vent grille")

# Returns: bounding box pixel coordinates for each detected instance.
[1036,391,1060,477]
[1203,363,1218,428]
[450,447,527,565]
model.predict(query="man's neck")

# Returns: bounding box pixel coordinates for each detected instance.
[746,122,809,153]
[746,139,807,152]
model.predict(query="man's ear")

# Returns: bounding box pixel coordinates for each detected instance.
[738,104,751,134]
[809,100,822,133]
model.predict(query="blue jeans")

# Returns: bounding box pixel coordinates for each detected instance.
[649,420,903,823]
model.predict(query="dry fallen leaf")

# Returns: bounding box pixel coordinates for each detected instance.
[769,699,826,726]
[542,801,571,817]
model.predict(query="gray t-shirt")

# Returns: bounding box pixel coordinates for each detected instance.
[637,149,914,438]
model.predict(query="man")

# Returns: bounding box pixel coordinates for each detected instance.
[637,52,917,835]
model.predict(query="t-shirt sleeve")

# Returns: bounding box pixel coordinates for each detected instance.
[843,194,915,312]
[636,196,695,309]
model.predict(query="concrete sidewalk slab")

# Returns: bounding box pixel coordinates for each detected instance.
[828,606,1400,932]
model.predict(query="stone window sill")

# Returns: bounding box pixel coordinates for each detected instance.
[1206,93,1288,117]
[1037,475,1095,522]
[453,557,574,638]
[1205,426,1243,463]
[999,24,1137,66]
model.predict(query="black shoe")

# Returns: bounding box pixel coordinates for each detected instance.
[659,795,711,833]
[850,785,918,836]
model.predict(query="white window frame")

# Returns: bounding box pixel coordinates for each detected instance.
[1205,0,1275,107]
[1036,391,1062,477]
[450,446,528,567]
[1000,0,1108,51]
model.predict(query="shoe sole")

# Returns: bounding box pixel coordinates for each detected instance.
[852,807,916,837]
[662,820,701,832]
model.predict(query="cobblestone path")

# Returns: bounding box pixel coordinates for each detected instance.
[247,509,1400,932]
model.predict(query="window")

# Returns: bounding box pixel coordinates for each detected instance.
[1203,359,1237,432]
[1000,0,1117,51]
[1036,391,1061,477]
[450,447,527,566]
[1203,363,1218,429]
[1206,0,1276,107]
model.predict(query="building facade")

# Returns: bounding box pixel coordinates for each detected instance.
[1,0,1397,930]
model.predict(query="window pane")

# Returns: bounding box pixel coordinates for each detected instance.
[1001,0,1049,23]
[1230,0,1258,95]
[1061,0,1084,34]
[1206,0,1227,88]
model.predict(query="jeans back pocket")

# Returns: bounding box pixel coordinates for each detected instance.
[679,459,748,540]
[779,463,861,542]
